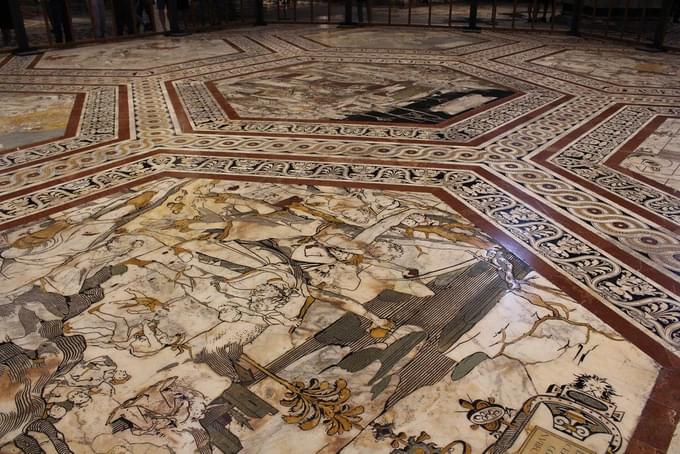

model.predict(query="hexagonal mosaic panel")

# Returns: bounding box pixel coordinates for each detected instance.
[0,177,658,454]
[212,61,515,125]
[34,35,240,70]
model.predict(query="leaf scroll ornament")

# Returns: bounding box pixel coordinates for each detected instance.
[280,377,364,435]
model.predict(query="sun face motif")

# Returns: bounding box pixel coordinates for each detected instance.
[572,374,617,402]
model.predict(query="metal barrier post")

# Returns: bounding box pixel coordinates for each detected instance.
[255,0,267,24]
[427,0,432,26]
[340,0,356,25]
[620,0,630,38]
[467,0,480,30]
[447,0,453,27]
[604,2,612,37]
[550,0,556,32]
[653,0,674,49]
[637,5,647,42]
[570,0,583,35]
[8,0,40,55]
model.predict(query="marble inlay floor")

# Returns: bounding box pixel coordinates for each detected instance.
[532,48,680,87]
[304,28,485,50]
[620,118,680,192]
[34,35,240,70]
[213,61,513,123]
[0,25,679,454]
[0,93,77,151]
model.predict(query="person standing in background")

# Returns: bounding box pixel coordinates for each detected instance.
[90,0,107,39]
[356,0,370,24]
[113,0,135,35]
[0,0,13,47]
[136,0,156,32]
[177,0,190,29]
[218,0,235,23]
[47,0,73,43]
[156,0,167,32]
[529,0,550,23]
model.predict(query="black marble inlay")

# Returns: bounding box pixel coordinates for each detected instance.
[344,88,514,124]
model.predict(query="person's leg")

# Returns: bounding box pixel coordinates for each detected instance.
[356,0,363,23]
[135,0,144,31]
[225,0,235,22]
[199,0,208,27]
[47,0,64,43]
[91,0,101,38]
[157,0,167,31]
[112,1,121,35]
[178,1,190,28]
[98,0,107,37]
[210,0,219,24]
[125,0,135,34]
[144,0,156,31]
[61,0,73,42]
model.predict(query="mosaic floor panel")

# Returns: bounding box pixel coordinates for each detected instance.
[619,118,680,192]
[0,25,679,454]
[0,93,77,151]
[212,61,514,124]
